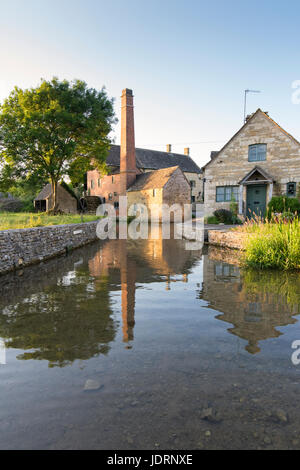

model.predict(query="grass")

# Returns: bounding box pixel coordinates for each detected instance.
[233,215,300,270]
[0,212,101,231]
[205,215,221,224]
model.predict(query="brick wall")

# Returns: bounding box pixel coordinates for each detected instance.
[87,170,122,206]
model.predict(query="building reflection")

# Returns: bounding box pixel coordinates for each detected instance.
[0,232,202,365]
[200,247,300,354]
[88,227,202,345]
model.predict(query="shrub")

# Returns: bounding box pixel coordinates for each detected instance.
[267,196,300,219]
[206,215,220,224]
[230,198,238,216]
[213,209,234,224]
[0,197,24,212]
[231,214,243,225]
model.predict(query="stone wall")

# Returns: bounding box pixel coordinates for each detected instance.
[0,221,99,275]
[127,187,163,221]
[208,229,248,250]
[126,167,192,222]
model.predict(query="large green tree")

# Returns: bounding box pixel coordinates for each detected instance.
[0,78,116,211]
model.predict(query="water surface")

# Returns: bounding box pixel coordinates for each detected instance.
[0,236,300,450]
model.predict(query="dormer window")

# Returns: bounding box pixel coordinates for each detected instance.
[248,144,267,162]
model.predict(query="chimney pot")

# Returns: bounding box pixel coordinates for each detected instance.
[184,148,190,156]
[166,144,172,153]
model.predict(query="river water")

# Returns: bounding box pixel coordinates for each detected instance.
[0,234,300,449]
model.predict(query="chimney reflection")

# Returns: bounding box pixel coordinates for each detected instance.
[119,240,136,344]
[88,231,201,348]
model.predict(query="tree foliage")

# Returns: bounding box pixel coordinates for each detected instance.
[0,77,116,210]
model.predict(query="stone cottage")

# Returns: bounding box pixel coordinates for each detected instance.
[127,165,191,222]
[203,109,300,218]
[34,183,78,213]
[87,89,202,215]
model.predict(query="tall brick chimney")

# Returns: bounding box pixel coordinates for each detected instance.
[184,148,190,156]
[166,144,172,153]
[120,88,136,195]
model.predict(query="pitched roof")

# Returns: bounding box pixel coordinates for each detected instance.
[35,183,52,201]
[203,109,300,170]
[239,166,275,184]
[127,166,180,192]
[106,145,202,174]
[34,183,77,201]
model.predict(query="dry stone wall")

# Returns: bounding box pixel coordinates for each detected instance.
[208,229,248,250]
[0,221,99,275]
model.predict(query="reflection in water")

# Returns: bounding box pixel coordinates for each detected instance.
[0,234,300,363]
[1,237,300,449]
[200,248,300,354]
[0,230,202,366]
[88,233,202,347]
[0,260,116,367]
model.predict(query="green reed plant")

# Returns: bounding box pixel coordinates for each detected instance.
[235,214,300,270]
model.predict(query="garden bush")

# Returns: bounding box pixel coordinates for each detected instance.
[213,209,234,224]
[267,196,300,219]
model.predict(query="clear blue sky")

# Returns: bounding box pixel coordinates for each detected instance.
[0,0,299,167]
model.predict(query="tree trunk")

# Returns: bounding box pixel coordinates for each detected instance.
[51,179,58,213]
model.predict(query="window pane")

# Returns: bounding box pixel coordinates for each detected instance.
[225,187,232,201]
[249,146,257,161]
[249,144,267,162]
[216,187,225,202]
[257,144,267,161]
[232,187,239,202]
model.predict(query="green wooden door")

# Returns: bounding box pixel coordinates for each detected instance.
[246,185,267,218]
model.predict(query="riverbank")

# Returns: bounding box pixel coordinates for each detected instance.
[207,218,300,271]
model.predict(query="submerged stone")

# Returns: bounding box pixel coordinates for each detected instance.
[84,379,102,391]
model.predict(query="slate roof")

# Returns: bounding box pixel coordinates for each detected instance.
[127,166,180,192]
[106,145,202,174]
